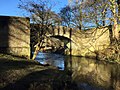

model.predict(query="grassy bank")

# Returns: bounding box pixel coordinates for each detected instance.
[0,54,73,90]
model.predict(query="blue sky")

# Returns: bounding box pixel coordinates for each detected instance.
[0,0,68,17]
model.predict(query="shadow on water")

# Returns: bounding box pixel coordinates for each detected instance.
[35,52,120,90]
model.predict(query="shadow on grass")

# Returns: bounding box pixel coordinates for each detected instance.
[0,56,77,90]
[0,58,40,73]
[2,69,76,90]
[0,53,29,59]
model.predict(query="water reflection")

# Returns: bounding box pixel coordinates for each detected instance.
[35,52,64,70]
[66,56,120,90]
[35,52,120,90]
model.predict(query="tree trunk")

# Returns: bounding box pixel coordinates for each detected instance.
[117,0,120,23]
[79,4,82,30]
[112,0,119,41]
[113,20,119,40]
[32,42,40,60]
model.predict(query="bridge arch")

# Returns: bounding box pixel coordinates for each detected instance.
[50,35,72,44]
[43,35,72,54]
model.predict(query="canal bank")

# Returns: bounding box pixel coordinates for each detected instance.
[35,52,120,90]
[0,53,120,90]
[0,54,77,90]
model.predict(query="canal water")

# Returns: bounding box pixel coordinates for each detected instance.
[35,52,120,90]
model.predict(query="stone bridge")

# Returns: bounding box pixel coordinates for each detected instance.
[44,26,111,57]
[0,16,113,58]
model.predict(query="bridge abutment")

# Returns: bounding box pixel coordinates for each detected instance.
[0,16,30,59]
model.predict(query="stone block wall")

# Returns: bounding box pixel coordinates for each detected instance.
[45,25,111,57]
[0,16,30,58]
[65,26,111,57]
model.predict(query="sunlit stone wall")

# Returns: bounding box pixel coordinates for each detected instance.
[48,26,111,57]
[0,16,30,58]
[66,27,111,57]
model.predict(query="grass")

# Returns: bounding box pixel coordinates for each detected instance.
[0,53,73,90]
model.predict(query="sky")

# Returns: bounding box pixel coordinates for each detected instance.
[0,0,68,17]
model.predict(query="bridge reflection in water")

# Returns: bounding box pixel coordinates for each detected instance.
[35,52,120,90]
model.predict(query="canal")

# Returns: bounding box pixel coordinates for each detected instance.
[35,52,120,90]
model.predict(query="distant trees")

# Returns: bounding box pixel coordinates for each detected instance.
[60,0,119,40]
[81,0,107,27]
[59,1,83,30]
[117,0,120,21]
[109,0,119,41]
[59,6,73,27]
[59,0,108,29]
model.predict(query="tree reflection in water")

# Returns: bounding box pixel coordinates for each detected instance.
[36,52,120,90]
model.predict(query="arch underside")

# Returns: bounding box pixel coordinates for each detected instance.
[42,35,72,54]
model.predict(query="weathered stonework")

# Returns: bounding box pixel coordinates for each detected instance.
[66,27,111,57]
[0,16,30,58]
[45,26,111,57]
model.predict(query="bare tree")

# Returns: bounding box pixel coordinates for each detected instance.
[106,0,119,40]
[59,0,83,30]
[61,0,108,29]
[72,0,119,40]
[72,1,83,30]
[19,0,59,59]
[59,5,73,27]
[117,0,120,23]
